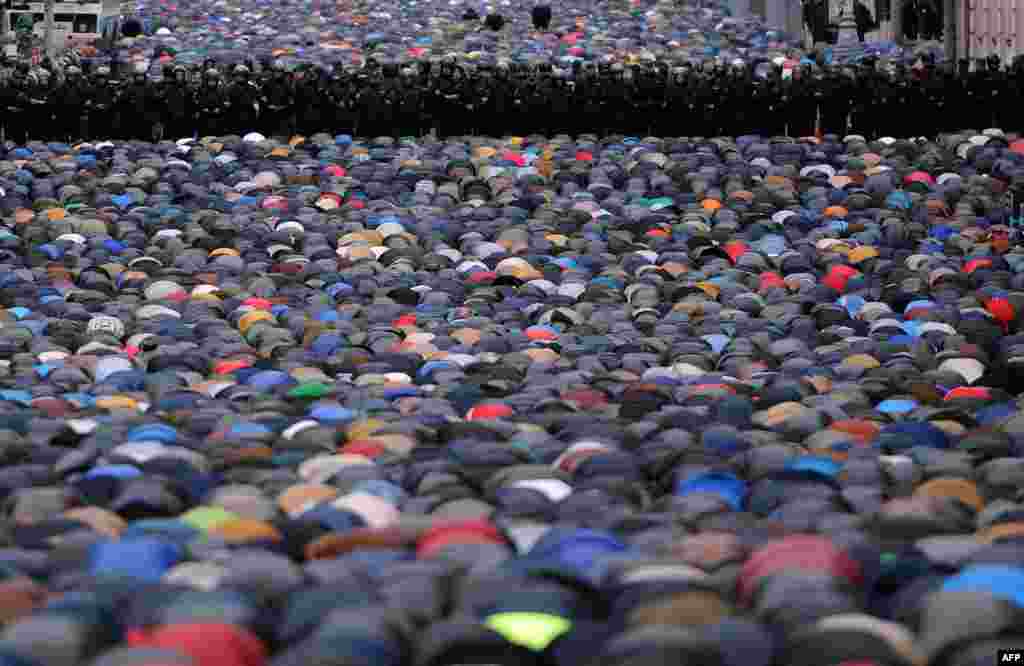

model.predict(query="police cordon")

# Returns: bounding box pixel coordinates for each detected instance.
[0,50,1022,144]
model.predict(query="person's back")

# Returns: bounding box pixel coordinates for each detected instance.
[532,4,552,30]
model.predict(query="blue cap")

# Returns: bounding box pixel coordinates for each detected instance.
[247,370,296,390]
[89,538,184,582]
[520,528,630,586]
[103,239,126,254]
[877,422,950,450]
[876,398,918,415]
[309,404,356,424]
[676,471,748,510]
[942,565,1024,609]
[82,465,143,482]
[120,519,200,544]
[126,424,178,444]
[38,244,64,260]
[227,421,273,439]
[785,456,841,481]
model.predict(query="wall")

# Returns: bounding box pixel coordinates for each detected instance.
[759,0,804,37]
[960,0,1024,63]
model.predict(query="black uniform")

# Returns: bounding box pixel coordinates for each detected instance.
[549,76,572,136]
[1,75,28,145]
[122,73,153,140]
[227,73,259,136]
[86,74,116,141]
[26,77,56,142]
[56,72,86,142]
[162,71,194,140]
[294,70,324,136]
[263,72,294,139]
[326,73,357,136]
[848,69,873,138]
[196,77,226,138]
[790,70,818,137]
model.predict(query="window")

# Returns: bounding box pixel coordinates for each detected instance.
[72,14,96,31]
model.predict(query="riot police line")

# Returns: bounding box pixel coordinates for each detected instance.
[0,52,1022,145]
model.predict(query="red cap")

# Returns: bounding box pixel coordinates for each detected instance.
[738,536,863,605]
[126,623,267,666]
[759,272,786,292]
[823,265,860,293]
[964,258,993,274]
[466,271,498,284]
[214,359,254,375]
[987,297,1015,330]
[340,440,387,458]
[944,386,991,401]
[242,298,273,310]
[417,519,506,559]
[723,241,749,264]
[466,403,514,421]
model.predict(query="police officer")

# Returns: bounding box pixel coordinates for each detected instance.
[966,57,993,131]
[789,65,817,138]
[262,63,294,139]
[60,65,88,143]
[108,65,130,140]
[986,54,1010,130]
[227,64,259,136]
[85,65,114,141]
[549,69,573,137]
[847,60,873,138]
[432,57,459,138]
[197,67,227,138]
[326,65,356,137]
[0,66,28,145]
[1010,56,1024,133]
[664,66,689,138]
[761,64,788,137]
[161,65,193,141]
[291,66,314,136]
[25,68,56,142]
[522,64,548,137]
[122,65,152,140]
